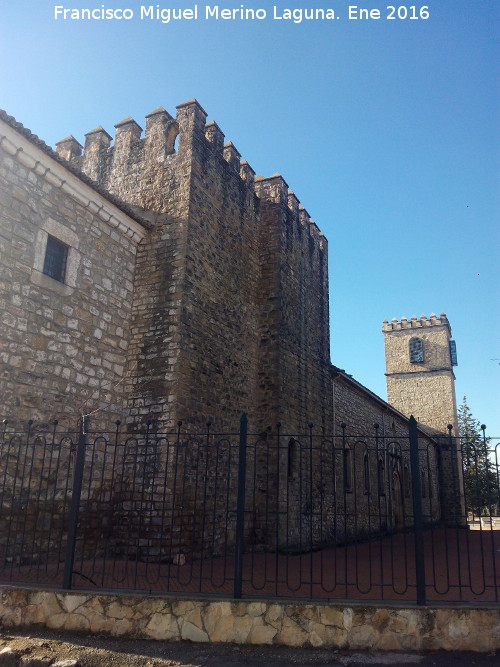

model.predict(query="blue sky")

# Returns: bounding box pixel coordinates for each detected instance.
[1,1,499,434]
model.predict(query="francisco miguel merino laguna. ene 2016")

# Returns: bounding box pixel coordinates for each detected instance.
[54,4,339,23]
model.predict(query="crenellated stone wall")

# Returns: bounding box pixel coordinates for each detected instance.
[254,176,331,435]
[56,99,331,433]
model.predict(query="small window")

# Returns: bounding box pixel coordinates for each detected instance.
[344,445,353,492]
[409,337,424,364]
[43,235,68,283]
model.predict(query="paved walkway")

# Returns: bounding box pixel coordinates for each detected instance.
[2,527,498,604]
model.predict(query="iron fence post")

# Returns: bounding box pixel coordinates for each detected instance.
[409,415,426,605]
[63,416,88,590]
[234,413,248,599]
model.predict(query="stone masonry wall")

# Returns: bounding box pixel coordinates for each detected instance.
[387,371,459,435]
[173,113,261,430]
[0,587,499,651]
[68,106,188,430]
[254,176,331,435]
[0,118,147,429]
[68,102,262,431]
[333,370,441,533]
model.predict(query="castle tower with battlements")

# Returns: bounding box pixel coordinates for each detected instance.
[382,313,459,435]
[54,99,332,434]
[383,313,464,523]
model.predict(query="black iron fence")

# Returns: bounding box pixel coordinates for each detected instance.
[0,416,498,605]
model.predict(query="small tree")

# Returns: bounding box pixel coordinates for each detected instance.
[458,396,497,516]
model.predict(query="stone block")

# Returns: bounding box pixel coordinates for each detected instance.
[207,613,234,643]
[278,616,308,647]
[180,619,209,643]
[247,619,278,645]
[145,612,179,640]
[348,623,377,648]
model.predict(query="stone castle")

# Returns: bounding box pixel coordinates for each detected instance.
[0,99,466,554]
[0,98,459,439]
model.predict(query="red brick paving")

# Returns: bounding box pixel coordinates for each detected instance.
[2,528,498,605]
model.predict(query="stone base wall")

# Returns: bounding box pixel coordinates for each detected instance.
[0,587,498,652]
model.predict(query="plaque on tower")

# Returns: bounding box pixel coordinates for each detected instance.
[449,340,458,366]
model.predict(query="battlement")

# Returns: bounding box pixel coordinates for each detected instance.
[55,99,325,244]
[204,120,224,151]
[254,176,326,250]
[56,104,181,185]
[239,160,255,185]
[382,313,450,332]
[223,141,241,172]
[55,135,83,161]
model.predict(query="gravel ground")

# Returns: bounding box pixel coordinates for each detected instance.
[0,629,497,667]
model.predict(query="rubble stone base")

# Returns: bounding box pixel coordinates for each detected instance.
[0,587,499,652]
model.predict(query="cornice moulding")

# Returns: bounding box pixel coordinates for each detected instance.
[0,121,148,244]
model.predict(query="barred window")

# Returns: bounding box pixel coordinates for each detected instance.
[43,235,68,283]
[409,337,424,364]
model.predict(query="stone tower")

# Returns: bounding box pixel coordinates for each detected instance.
[382,313,459,435]
[383,313,465,524]
[56,100,331,434]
